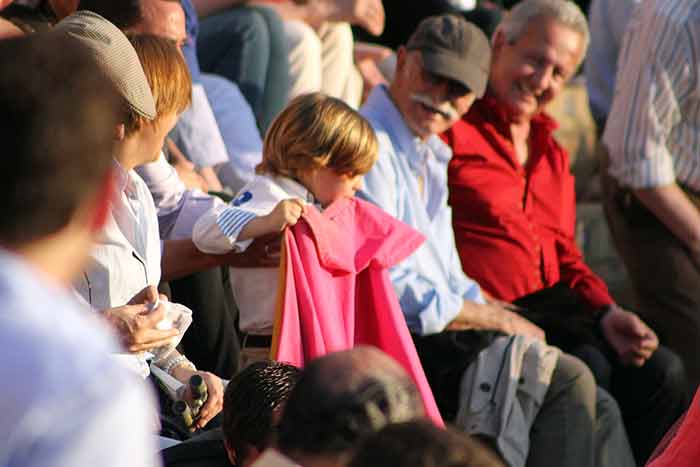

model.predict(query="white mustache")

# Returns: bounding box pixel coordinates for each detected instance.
[410,93,458,120]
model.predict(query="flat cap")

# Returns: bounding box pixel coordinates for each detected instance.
[54,11,156,120]
[407,15,491,98]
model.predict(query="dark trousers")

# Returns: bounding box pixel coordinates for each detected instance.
[168,267,240,379]
[514,285,688,465]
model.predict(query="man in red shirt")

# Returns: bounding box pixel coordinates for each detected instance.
[442,0,686,463]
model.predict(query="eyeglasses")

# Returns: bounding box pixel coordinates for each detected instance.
[412,55,470,97]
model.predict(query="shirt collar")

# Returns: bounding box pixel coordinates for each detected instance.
[475,93,559,133]
[274,175,317,205]
[112,159,137,198]
[362,85,453,166]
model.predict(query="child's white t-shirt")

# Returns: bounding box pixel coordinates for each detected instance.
[193,174,315,335]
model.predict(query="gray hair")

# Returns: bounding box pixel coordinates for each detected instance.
[498,0,589,56]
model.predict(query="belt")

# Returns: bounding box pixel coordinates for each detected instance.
[243,334,272,348]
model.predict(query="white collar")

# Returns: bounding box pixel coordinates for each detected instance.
[274,175,317,205]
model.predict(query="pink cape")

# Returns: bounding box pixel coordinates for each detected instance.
[271,197,443,425]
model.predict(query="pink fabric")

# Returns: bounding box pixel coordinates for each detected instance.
[647,389,700,466]
[272,197,443,425]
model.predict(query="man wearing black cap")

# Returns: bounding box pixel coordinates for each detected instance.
[360,14,634,467]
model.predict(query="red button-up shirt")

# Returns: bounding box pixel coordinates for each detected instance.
[442,96,613,310]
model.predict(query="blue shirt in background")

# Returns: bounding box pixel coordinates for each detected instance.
[359,86,485,336]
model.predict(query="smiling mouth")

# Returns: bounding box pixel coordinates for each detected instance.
[516,83,538,102]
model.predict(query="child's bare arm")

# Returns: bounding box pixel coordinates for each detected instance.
[238,198,307,241]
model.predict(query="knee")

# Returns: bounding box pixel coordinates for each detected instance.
[595,386,624,427]
[648,346,688,400]
[284,20,322,59]
[571,344,613,390]
[318,22,355,51]
[217,7,270,46]
[553,353,597,411]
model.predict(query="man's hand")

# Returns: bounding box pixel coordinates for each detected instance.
[600,306,658,367]
[224,233,282,268]
[305,0,385,36]
[167,138,209,192]
[446,300,546,341]
[171,367,224,430]
[102,286,178,353]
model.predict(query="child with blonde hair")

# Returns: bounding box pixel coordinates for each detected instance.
[193,92,378,362]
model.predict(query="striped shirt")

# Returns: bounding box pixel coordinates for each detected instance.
[603,0,700,190]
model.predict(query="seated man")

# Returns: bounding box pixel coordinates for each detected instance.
[58,12,224,428]
[253,347,425,467]
[222,361,301,466]
[360,14,634,467]
[349,420,506,467]
[442,0,686,463]
[201,0,384,109]
[0,31,158,466]
[161,361,301,467]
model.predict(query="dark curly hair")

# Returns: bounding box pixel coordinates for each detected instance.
[222,361,301,464]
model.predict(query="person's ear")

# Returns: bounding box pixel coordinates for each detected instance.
[395,46,408,76]
[491,28,507,58]
[223,439,237,466]
[115,123,126,142]
[89,169,116,233]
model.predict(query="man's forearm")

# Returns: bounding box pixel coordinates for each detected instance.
[446,300,510,332]
[634,183,700,254]
[162,237,280,279]
[162,239,223,281]
[191,0,250,18]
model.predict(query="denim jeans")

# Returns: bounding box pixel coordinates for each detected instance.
[197,5,290,132]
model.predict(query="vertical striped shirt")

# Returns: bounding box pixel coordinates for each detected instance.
[603,0,700,190]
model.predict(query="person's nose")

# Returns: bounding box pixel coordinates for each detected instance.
[530,65,553,96]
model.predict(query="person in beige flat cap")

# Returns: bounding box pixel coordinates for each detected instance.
[55,11,225,430]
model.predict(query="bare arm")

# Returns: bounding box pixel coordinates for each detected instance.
[634,183,700,256]
[162,239,224,281]
[447,300,545,341]
[0,17,22,39]
[251,0,384,35]
[161,235,282,280]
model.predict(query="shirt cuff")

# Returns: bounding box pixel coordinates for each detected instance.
[608,149,676,189]
[217,208,257,249]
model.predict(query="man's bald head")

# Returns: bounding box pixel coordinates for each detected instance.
[276,347,425,464]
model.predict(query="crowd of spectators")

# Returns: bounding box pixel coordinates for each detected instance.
[1,0,700,466]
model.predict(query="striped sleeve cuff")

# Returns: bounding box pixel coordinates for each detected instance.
[216,208,258,241]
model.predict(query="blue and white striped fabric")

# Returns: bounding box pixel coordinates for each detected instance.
[216,207,257,242]
[604,0,700,190]
[192,174,315,255]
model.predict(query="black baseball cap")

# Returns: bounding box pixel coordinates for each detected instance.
[406,14,491,98]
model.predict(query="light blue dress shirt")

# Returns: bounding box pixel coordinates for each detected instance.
[359,86,485,336]
[0,250,160,467]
